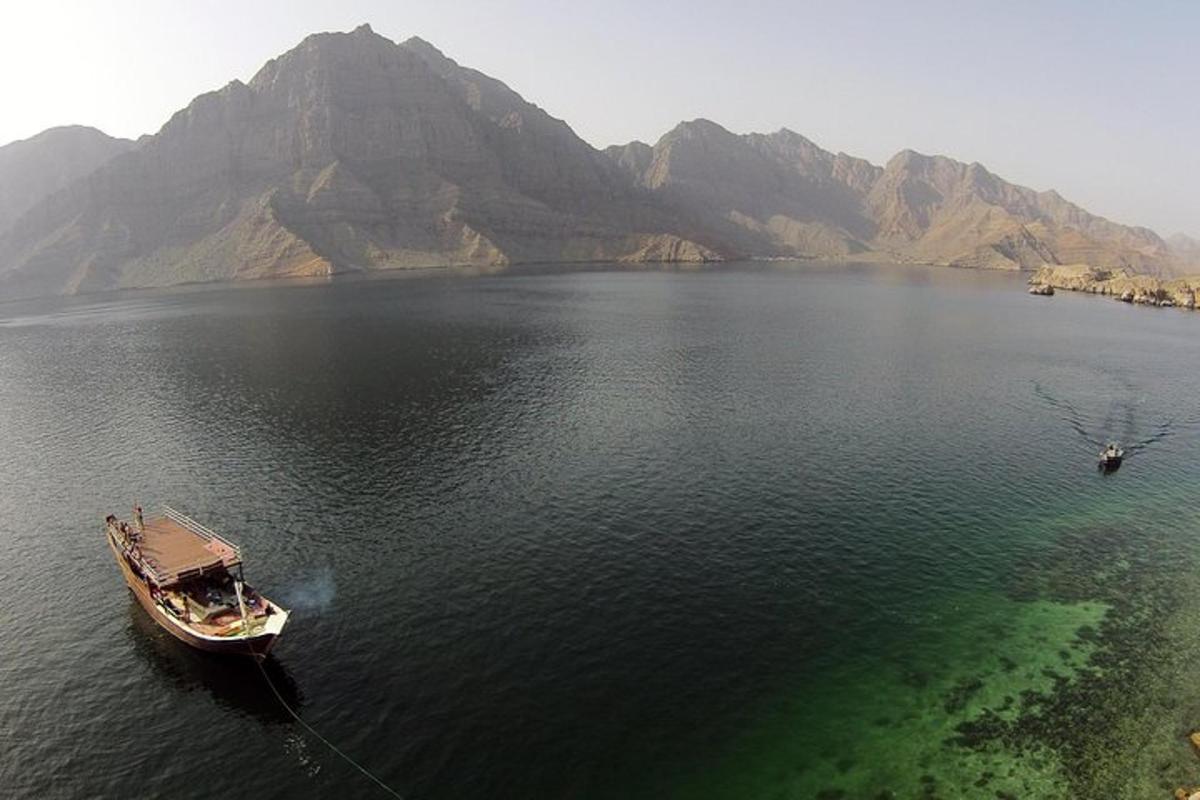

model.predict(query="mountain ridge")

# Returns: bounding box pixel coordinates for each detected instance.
[606,120,1179,273]
[0,25,1192,299]
[0,125,135,234]
[0,25,716,299]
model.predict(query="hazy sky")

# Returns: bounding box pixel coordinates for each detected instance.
[2,0,1197,236]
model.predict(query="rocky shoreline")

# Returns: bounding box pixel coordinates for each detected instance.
[1029,264,1200,309]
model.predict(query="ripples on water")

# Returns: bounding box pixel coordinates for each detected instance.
[2,264,1200,798]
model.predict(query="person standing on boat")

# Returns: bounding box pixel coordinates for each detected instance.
[133,505,144,534]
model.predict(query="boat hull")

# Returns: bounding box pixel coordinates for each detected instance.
[107,531,282,657]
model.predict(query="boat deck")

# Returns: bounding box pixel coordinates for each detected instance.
[132,514,241,586]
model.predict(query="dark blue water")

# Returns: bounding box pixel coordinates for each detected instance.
[2,264,1200,799]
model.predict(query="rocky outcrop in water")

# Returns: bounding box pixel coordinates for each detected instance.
[1029,264,1200,310]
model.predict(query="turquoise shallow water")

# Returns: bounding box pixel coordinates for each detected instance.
[1,263,1200,798]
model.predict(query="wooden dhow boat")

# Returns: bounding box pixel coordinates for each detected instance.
[106,505,289,657]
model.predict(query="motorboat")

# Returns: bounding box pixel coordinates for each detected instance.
[1098,444,1124,473]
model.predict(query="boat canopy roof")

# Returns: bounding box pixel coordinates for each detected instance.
[135,507,242,587]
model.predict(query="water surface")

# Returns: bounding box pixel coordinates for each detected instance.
[2,263,1200,799]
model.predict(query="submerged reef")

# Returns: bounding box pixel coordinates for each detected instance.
[953,521,1200,798]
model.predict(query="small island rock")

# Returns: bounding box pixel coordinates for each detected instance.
[1031,264,1200,313]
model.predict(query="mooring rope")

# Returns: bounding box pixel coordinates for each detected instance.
[250,651,405,799]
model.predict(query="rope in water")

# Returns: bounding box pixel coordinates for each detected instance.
[250,651,405,799]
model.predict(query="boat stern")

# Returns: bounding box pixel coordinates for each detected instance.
[246,602,289,656]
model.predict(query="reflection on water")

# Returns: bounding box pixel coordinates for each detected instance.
[125,599,303,726]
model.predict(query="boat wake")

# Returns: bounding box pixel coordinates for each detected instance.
[1032,380,1192,459]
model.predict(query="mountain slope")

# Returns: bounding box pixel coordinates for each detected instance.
[1168,233,1200,269]
[0,126,133,233]
[0,24,1189,299]
[866,151,1171,272]
[0,25,712,299]
[606,123,1175,273]
[607,120,881,258]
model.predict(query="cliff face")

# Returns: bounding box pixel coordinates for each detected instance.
[0,25,713,299]
[0,126,133,232]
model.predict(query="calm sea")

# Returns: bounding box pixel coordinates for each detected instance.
[3,263,1200,799]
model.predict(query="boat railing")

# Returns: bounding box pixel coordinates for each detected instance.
[161,505,243,559]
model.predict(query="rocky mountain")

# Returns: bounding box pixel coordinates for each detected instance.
[0,24,1190,299]
[865,150,1170,272]
[0,25,712,299]
[0,126,133,232]
[605,120,881,258]
[607,121,1175,273]
[1168,233,1200,267]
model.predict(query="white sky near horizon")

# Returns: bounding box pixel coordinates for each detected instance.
[1,0,1197,237]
